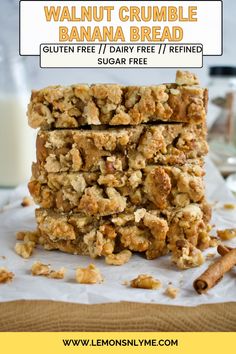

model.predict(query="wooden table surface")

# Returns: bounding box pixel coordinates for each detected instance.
[0,301,235,332]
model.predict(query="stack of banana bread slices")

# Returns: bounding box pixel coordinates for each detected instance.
[27,70,211,269]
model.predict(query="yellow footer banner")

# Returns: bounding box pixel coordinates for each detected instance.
[0,332,235,354]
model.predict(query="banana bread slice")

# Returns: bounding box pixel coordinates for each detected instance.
[29,164,205,216]
[28,71,207,129]
[35,202,211,268]
[36,123,208,173]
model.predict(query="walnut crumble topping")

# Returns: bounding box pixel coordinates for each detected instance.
[29,164,205,215]
[28,72,207,129]
[36,124,207,175]
[171,240,204,269]
[175,70,199,86]
[0,267,14,283]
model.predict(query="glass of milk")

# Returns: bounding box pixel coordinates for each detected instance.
[0,45,35,187]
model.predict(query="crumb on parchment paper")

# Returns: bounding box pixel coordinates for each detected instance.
[217,228,236,241]
[15,241,36,259]
[15,230,39,259]
[75,264,103,284]
[129,274,162,290]
[21,196,34,207]
[164,285,179,299]
[31,261,66,279]
[206,253,215,260]
[105,250,132,266]
[171,240,204,270]
[0,267,14,284]
[223,203,235,209]
[16,230,39,243]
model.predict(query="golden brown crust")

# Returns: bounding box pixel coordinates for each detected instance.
[27,72,207,129]
[36,124,207,173]
[29,164,205,215]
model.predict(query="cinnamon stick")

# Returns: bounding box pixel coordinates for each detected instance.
[217,244,233,257]
[193,248,236,294]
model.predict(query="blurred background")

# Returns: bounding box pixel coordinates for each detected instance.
[0,0,236,191]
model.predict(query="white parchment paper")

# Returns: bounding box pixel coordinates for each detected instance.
[0,158,235,306]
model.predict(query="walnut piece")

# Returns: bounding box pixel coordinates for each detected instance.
[217,228,236,240]
[171,240,204,269]
[143,212,169,259]
[15,241,35,259]
[16,230,39,243]
[21,196,34,207]
[130,274,162,290]
[31,262,50,276]
[78,186,126,216]
[0,267,14,283]
[206,253,215,260]
[37,215,76,241]
[175,70,199,86]
[75,264,103,284]
[28,76,206,129]
[105,250,132,266]
[209,236,220,247]
[119,226,149,252]
[84,226,116,258]
[31,261,66,279]
[164,285,179,299]
[48,268,66,279]
[134,208,146,222]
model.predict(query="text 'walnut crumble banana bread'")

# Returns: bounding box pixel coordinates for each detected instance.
[27,71,208,129]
